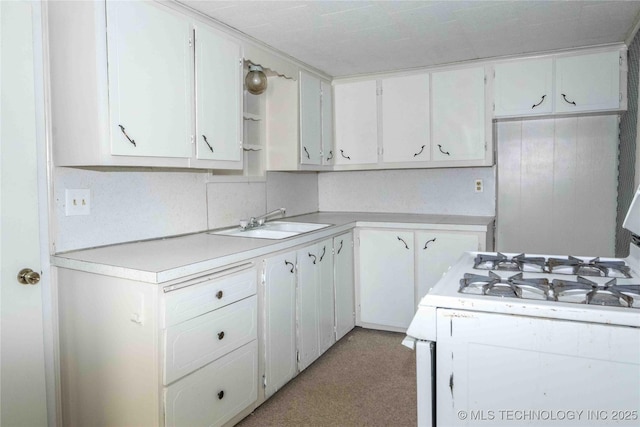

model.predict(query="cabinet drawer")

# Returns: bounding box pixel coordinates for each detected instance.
[163,268,257,328]
[164,340,257,427]
[164,295,257,384]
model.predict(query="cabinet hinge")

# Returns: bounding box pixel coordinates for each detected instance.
[620,55,623,65]
[262,374,267,389]
[620,92,623,102]
[378,147,383,155]
[492,103,495,112]
[261,269,266,285]
[190,135,195,144]
[296,351,300,362]
[188,38,193,47]
[376,87,383,96]
[484,75,487,84]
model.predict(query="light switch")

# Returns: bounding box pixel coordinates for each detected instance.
[65,189,91,216]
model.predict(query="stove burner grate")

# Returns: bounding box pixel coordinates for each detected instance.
[459,272,550,300]
[547,256,631,278]
[473,253,547,273]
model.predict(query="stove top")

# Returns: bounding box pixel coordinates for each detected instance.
[413,248,640,329]
[459,271,640,308]
[473,252,632,278]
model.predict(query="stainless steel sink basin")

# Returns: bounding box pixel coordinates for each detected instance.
[209,221,332,239]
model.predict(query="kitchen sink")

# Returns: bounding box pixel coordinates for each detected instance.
[209,221,332,239]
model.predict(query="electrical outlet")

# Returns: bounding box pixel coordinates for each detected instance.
[65,189,91,216]
[475,179,483,193]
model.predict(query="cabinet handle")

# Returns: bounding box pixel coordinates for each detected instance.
[118,125,136,147]
[437,144,450,156]
[327,150,334,161]
[319,246,326,262]
[413,145,426,157]
[218,331,225,340]
[216,290,223,299]
[423,238,436,249]
[202,135,214,152]
[339,149,351,160]
[308,253,317,264]
[531,94,546,109]
[285,260,294,273]
[561,93,577,106]
[337,240,343,254]
[218,390,224,400]
[243,147,263,152]
[397,236,409,249]
[303,146,310,159]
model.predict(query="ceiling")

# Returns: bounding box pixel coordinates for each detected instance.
[180,1,640,77]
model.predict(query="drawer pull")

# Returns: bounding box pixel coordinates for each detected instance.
[437,144,450,156]
[216,290,223,299]
[218,331,225,340]
[561,93,577,106]
[397,236,409,249]
[337,240,343,254]
[308,253,317,264]
[319,246,326,262]
[531,94,546,109]
[218,390,224,400]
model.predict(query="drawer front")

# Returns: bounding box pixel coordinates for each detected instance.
[164,341,258,427]
[164,295,257,384]
[163,268,257,328]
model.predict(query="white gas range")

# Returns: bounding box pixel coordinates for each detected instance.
[405,186,640,427]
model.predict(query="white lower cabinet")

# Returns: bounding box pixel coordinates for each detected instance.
[57,264,259,427]
[164,341,258,427]
[415,231,480,302]
[358,229,415,330]
[334,232,355,341]
[263,252,298,398]
[357,227,488,331]
[263,235,355,397]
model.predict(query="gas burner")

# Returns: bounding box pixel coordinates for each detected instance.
[459,272,550,300]
[473,253,547,273]
[547,256,631,278]
[551,277,639,308]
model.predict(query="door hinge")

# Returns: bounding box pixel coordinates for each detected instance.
[449,373,454,396]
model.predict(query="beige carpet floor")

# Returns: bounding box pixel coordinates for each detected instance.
[236,327,417,427]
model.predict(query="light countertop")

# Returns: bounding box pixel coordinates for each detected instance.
[51,212,494,284]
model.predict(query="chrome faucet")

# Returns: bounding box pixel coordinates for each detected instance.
[240,207,286,230]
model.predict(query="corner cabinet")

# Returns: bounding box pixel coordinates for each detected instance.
[48,0,243,169]
[356,225,490,332]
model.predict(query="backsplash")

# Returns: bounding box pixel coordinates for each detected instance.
[54,169,320,253]
[318,167,496,216]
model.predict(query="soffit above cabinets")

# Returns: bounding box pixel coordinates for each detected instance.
[179,0,640,77]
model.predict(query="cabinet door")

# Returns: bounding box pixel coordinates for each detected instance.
[106,1,192,158]
[164,341,257,427]
[264,253,297,398]
[317,239,335,355]
[358,229,414,329]
[415,232,479,303]
[195,25,242,162]
[334,80,378,165]
[494,58,553,117]
[555,51,621,113]
[432,67,486,161]
[321,80,334,166]
[297,245,319,371]
[334,232,354,341]
[382,73,430,163]
[300,72,322,165]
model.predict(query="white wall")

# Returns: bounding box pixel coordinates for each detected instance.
[54,169,319,253]
[318,168,495,216]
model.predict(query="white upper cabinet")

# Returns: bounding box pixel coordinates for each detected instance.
[300,72,323,165]
[106,0,192,159]
[494,58,553,117]
[49,0,246,169]
[381,73,430,163]
[432,66,487,162]
[321,80,334,166]
[194,25,242,165]
[555,50,621,113]
[334,80,379,165]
